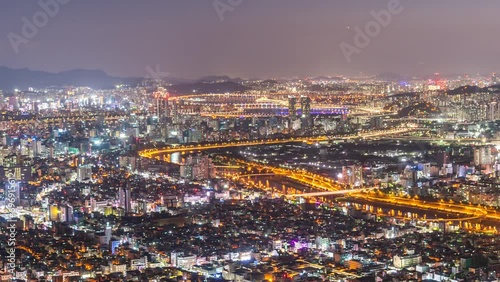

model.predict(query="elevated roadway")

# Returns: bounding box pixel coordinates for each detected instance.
[136,127,500,227]
[139,127,417,158]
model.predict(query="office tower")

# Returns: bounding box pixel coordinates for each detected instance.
[60,204,74,223]
[172,100,179,124]
[300,96,311,118]
[154,87,169,122]
[288,96,297,119]
[300,95,312,128]
[125,188,131,213]
[118,186,132,213]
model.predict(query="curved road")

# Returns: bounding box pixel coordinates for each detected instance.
[137,127,500,226]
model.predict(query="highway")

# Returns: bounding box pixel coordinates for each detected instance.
[345,193,492,223]
[138,127,500,230]
[230,159,343,192]
[286,188,377,197]
[139,127,416,158]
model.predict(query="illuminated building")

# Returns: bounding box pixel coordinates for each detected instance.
[60,204,74,222]
[393,255,422,269]
[300,95,311,127]
[341,165,363,187]
[49,205,59,221]
[288,96,297,120]
[118,186,132,214]
[172,100,179,124]
[77,164,92,182]
[180,155,216,180]
[119,155,138,171]
[300,96,311,118]
[154,87,169,122]
[474,146,493,167]
[487,101,498,121]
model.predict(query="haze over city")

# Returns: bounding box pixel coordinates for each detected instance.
[2,0,500,78]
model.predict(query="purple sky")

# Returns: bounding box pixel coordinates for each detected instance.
[2,0,500,78]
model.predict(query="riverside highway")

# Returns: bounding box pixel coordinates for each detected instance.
[138,127,500,229]
[139,127,416,158]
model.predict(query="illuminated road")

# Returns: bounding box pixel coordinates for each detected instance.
[286,188,377,197]
[222,159,344,192]
[347,193,490,223]
[136,127,500,229]
[139,127,417,158]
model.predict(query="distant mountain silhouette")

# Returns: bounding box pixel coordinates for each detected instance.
[0,67,256,94]
[197,75,244,83]
[261,79,279,84]
[445,85,489,95]
[310,76,345,81]
[374,72,404,81]
[0,67,129,90]
[167,81,250,95]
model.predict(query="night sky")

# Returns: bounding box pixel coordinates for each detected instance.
[2,0,500,78]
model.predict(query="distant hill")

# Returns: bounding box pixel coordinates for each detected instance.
[167,81,250,95]
[399,102,441,118]
[197,75,244,83]
[0,67,254,93]
[311,76,345,81]
[388,92,419,98]
[445,85,489,95]
[374,72,405,81]
[0,67,130,90]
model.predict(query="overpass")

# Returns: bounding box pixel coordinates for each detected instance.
[286,187,377,197]
[225,159,344,192]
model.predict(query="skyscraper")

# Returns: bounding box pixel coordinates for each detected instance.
[288,96,297,120]
[300,96,311,118]
[118,185,132,214]
[154,87,169,123]
[172,100,179,124]
[300,95,312,128]
[60,204,74,223]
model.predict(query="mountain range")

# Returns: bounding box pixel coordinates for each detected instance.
[2,67,498,95]
[0,67,252,93]
[0,67,129,90]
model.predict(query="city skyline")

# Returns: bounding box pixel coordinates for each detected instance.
[2,0,500,79]
[4,1,500,281]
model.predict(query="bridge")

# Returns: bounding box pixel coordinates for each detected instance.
[137,127,500,229]
[286,187,377,197]
[225,160,344,192]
